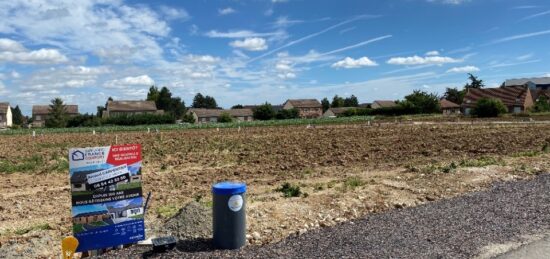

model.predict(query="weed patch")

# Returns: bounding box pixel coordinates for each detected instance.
[275,182,302,198]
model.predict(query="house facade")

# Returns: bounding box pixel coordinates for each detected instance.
[103,100,162,118]
[32,105,79,127]
[439,99,461,115]
[371,100,397,109]
[188,108,254,123]
[73,210,110,224]
[323,107,355,118]
[461,86,534,115]
[283,99,322,118]
[0,102,12,128]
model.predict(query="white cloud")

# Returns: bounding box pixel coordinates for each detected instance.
[159,6,190,20]
[387,55,461,65]
[331,57,378,69]
[0,48,68,64]
[272,0,289,3]
[516,53,534,61]
[446,65,480,73]
[425,50,440,56]
[519,10,550,22]
[427,0,471,5]
[185,54,220,64]
[277,72,296,79]
[104,75,155,89]
[10,70,20,78]
[229,37,268,51]
[0,38,25,52]
[489,29,550,45]
[205,30,285,39]
[218,7,236,15]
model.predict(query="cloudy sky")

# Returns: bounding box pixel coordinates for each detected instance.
[0,0,549,115]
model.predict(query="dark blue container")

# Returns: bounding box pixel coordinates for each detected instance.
[212,182,247,249]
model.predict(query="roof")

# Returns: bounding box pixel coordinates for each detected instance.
[74,210,109,218]
[32,105,79,115]
[326,107,355,115]
[359,103,371,108]
[107,100,157,112]
[107,204,141,213]
[285,99,322,108]
[439,99,460,109]
[372,100,397,108]
[70,170,101,184]
[505,77,550,86]
[462,86,530,108]
[0,102,9,114]
[189,108,253,118]
[531,89,550,101]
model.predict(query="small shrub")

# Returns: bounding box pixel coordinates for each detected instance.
[275,182,302,198]
[218,112,233,123]
[441,162,458,173]
[459,156,503,167]
[472,98,507,118]
[344,177,364,189]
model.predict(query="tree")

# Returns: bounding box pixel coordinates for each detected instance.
[321,97,330,112]
[253,102,275,120]
[403,90,440,114]
[96,106,104,117]
[192,93,205,108]
[204,95,217,109]
[276,108,299,119]
[231,104,244,109]
[464,73,484,89]
[45,98,68,128]
[343,95,359,107]
[218,112,233,123]
[146,86,160,102]
[473,98,507,117]
[531,96,550,113]
[11,105,24,125]
[443,87,465,104]
[331,95,345,108]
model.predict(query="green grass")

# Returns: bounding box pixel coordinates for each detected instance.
[129,214,144,219]
[73,224,85,233]
[459,156,505,167]
[0,116,376,136]
[13,223,52,235]
[156,205,179,218]
[344,177,364,189]
[275,182,302,198]
[115,181,141,190]
[89,221,108,227]
[0,155,43,173]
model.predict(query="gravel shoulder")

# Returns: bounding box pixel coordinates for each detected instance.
[110,173,550,258]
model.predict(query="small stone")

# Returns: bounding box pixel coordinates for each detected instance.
[298,229,307,235]
[252,231,261,239]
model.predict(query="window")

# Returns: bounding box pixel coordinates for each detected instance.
[513,107,521,113]
[210,117,217,122]
[130,208,141,214]
[36,115,42,120]
[74,183,82,188]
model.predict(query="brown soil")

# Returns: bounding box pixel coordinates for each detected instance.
[1,123,550,258]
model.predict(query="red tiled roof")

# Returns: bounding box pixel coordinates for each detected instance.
[32,105,79,115]
[461,86,529,108]
[0,102,9,114]
[372,100,397,108]
[439,99,460,109]
[285,99,322,108]
[107,100,157,112]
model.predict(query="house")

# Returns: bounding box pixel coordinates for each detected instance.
[73,210,110,224]
[439,99,461,115]
[32,104,79,127]
[283,99,323,118]
[103,100,162,118]
[371,100,397,109]
[323,107,355,118]
[242,104,283,112]
[188,108,254,123]
[107,204,143,219]
[359,103,371,108]
[461,86,534,115]
[505,77,550,90]
[0,102,12,128]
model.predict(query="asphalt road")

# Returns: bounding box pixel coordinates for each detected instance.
[108,173,550,258]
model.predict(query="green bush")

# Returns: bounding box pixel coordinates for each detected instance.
[472,98,507,117]
[275,182,302,198]
[253,103,275,120]
[218,112,233,123]
[275,108,299,119]
[67,114,102,127]
[102,113,175,126]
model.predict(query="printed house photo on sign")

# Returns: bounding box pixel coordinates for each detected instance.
[70,164,142,195]
[72,197,144,234]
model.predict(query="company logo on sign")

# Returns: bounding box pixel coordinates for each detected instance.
[71,151,85,161]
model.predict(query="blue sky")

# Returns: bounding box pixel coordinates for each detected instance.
[0,0,549,115]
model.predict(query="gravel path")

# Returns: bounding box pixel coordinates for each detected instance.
[108,174,550,258]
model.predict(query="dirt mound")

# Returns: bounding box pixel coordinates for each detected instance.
[158,201,212,240]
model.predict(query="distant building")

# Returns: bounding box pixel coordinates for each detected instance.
[371,100,397,109]
[103,100,162,118]
[32,104,79,127]
[461,86,533,115]
[0,102,12,128]
[505,77,550,90]
[73,210,110,224]
[323,107,355,118]
[188,108,254,123]
[359,103,371,108]
[242,104,283,112]
[283,99,323,118]
[439,99,461,115]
